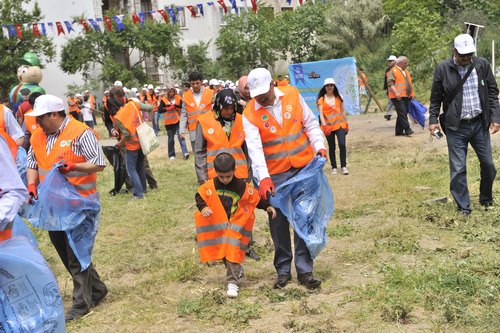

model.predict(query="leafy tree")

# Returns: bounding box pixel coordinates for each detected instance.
[0,0,55,100]
[272,2,329,63]
[170,41,217,80]
[215,10,277,78]
[319,0,387,59]
[60,15,181,87]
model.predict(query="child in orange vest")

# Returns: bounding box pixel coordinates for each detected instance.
[194,152,276,298]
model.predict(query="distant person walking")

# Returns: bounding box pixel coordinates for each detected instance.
[387,56,414,136]
[383,55,397,120]
[317,78,349,175]
[428,34,500,216]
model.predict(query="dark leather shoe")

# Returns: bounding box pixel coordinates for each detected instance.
[245,248,260,261]
[460,209,471,216]
[273,274,291,289]
[384,115,391,121]
[91,288,108,308]
[405,129,414,136]
[65,309,88,321]
[480,200,493,208]
[298,273,322,289]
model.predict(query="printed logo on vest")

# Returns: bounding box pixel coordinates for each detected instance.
[208,128,214,134]
[32,125,37,130]
[261,115,268,121]
[270,126,276,133]
[200,104,205,109]
[190,103,195,107]
[284,112,291,120]
[60,140,72,147]
[248,187,254,195]
[206,189,212,196]
[264,122,270,129]
[285,105,293,112]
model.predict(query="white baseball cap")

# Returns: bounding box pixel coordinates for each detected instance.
[84,89,90,93]
[202,79,208,84]
[387,55,397,61]
[454,34,476,54]
[131,87,138,93]
[209,79,219,86]
[174,84,179,88]
[27,94,65,117]
[323,78,336,86]
[104,90,109,94]
[147,84,154,90]
[247,68,273,98]
[113,80,123,87]
[75,93,82,98]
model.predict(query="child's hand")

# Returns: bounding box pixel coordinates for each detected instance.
[201,207,213,217]
[267,206,277,219]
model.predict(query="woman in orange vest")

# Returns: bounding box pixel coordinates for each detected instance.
[317,78,349,175]
[158,87,189,160]
[195,152,276,297]
[194,89,250,185]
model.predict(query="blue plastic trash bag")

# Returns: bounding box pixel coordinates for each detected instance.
[270,156,334,259]
[408,99,427,129]
[0,236,65,333]
[16,147,27,186]
[21,166,101,271]
[12,215,38,248]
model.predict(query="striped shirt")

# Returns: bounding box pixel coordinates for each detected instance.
[456,59,482,119]
[27,116,106,169]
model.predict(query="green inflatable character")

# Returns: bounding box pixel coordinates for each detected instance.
[9,52,46,112]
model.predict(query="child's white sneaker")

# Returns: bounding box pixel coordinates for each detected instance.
[227,283,239,298]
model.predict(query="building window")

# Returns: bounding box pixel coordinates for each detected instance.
[177,8,187,28]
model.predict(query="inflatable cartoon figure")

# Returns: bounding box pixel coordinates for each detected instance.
[9,52,46,113]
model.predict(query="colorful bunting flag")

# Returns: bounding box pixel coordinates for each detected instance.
[88,19,99,31]
[197,4,205,16]
[113,16,124,31]
[15,24,23,39]
[217,0,228,13]
[103,16,113,31]
[228,0,238,13]
[186,5,197,17]
[64,21,74,33]
[157,9,169,23]
[250,0,258,13]
[40,23,46,36]
[32,23,41,37]
[80,19,90,32]
[55,22,65,35]
[167,8,177,24]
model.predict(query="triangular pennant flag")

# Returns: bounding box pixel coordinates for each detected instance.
[87,19,99,31]
[64,21,74,33]
[96,17,105,31]
[55,22,65,35]
[250,0,258,13]
[207,2,215,7]
[131,13,141,25]
[186,6,197,17]
[157,9,169,23]
[80,19,90,32]
[15,24,23,39]
[167,8,177,24]
[217,0,228,13]
[8,24,16,37]
[298,0,303,4]
[228,0,238,13]
[286,0,292,4]
[47,22,55,36]
[113,16,124,31]
[40,23,46,36]
[197,4,204,16]
[103,16,113,31]
[32,23,41,37]
[138,12,146,26]
[2,25,9,39]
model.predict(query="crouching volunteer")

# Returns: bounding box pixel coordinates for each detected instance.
[26,95,108,321]
[242,68,327,290]
[194,153,276,297]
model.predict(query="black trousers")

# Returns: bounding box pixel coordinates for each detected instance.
[325,128,347,169]
[391,97,412,135]
[49,231,107,314]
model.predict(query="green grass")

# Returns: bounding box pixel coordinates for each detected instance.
[32,118,500,332]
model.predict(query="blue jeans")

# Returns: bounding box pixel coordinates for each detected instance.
[446,118,496,212]
[152,111,159,136]
[165,123,188,158]
[125,149,146,198]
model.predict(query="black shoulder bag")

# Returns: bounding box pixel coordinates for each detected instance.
[439,62,476,134]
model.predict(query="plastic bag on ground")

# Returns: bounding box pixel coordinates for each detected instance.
[21,166,101,271]
[102,145,127,195]
[0,236,65,333]
[270,156,334,259]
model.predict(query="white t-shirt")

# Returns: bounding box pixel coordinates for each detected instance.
[81,102,93,121]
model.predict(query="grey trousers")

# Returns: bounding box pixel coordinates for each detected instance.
[223,259,242,285]
[268,168,314,276]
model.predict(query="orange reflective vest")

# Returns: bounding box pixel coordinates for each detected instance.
[113,100,142,151]
[183,88,214,132]
[317,96,347,132]
[30,118,97,197]
[388,67,414,99]
[194,180,260,263]
[161,95,182,125]
[277,79,288,87]
[0,129,17,241]
[198,112,248,180]
[24,109,39,134]
[88,95,95,110]
[0,105,5,131]
[67,97,81,113]
[243,86,315,175]
[102,96,108,111]
[146,92,158,112]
